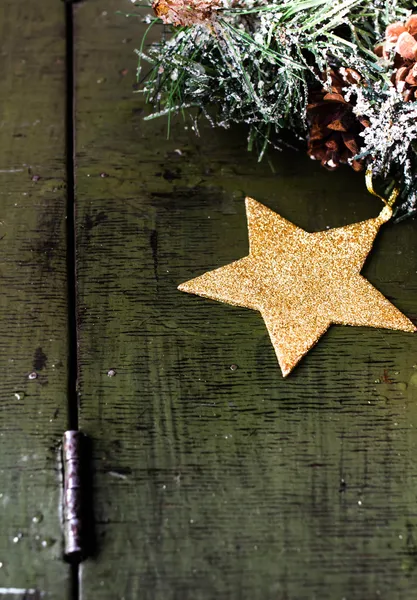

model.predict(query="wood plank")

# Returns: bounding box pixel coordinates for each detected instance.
[0,1,70,597]
[76,2,417,598]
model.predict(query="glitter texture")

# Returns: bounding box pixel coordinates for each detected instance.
[179,197,415,377]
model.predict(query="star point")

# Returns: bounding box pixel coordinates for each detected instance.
[179,199,415,376]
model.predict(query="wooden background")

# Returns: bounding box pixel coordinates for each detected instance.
[1,0,417,598]
[0,1,70,598]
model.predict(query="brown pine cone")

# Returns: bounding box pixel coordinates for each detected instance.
[152,0,221,27]
[375,14,417,102]
[306,69,369,171]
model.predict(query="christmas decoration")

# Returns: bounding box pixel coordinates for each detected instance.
[306,68,369,172]
[133,1,417,218]
[375,14,417,102]
[151,0,220,27]
[179,195,415,376]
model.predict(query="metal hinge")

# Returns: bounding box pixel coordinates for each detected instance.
[62,431,92,563]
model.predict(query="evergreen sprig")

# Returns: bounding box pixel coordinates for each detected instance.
[134,0,417,216]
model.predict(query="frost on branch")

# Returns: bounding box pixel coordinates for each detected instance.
[136,0,417,216]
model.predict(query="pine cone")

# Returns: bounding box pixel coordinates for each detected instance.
[375,14,417,102]
[152,0,220,27]
[307,69,369,171]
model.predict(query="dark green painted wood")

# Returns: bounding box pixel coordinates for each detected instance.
[76,2,417,598]
[0,1,70,597]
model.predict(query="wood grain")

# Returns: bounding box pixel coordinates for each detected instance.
[75,2,417,598]
[0,1,70,597]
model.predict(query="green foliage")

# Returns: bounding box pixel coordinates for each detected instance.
[135,0,417,215]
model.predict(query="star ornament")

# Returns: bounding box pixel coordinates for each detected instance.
[178,197,415,377]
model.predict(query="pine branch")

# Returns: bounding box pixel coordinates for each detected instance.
[134,0,417,215]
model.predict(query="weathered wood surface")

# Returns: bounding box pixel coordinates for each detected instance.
[0,1,70,598]
[75,2,417,598]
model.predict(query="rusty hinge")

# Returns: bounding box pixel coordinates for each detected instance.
[62,430,92,562]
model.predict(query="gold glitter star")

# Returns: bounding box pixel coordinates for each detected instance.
[179,197,415,376]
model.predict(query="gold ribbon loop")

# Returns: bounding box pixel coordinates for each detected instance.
[366,167,399,222]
